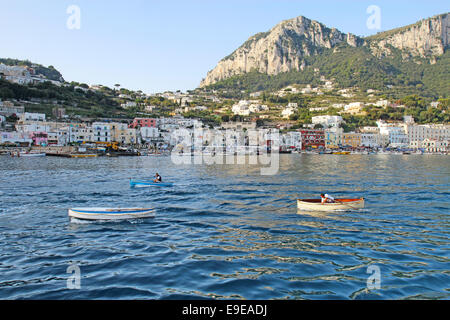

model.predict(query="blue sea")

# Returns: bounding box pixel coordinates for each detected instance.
[0,154,449,299]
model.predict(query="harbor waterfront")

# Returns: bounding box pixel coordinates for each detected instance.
[0,154,448,299]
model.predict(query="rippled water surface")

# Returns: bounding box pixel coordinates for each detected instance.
[0,155,449,299]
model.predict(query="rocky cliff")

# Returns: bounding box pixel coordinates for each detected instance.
[200,16,363,87]
[200,13,449,87]
[367,13,449,59]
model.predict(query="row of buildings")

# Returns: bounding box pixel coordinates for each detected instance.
[0,111,204,147]
[301,120,449,152]
[1,104,448,153]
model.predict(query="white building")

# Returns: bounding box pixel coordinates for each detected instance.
[20,112,46,122]
[282,131,302,149]
[0,131,32,145]
[281,107,295,119]
[232,100,251,116]
[413,139,448,153]
[360,133,384,148]
[194,106,208,111]
[221,122,257,131]
[343,102,365,115]
[360,126,380,134]
[249,104,262,113]
[0,104,25,116]
[301,86,312,94]
[374,100,390,107]
[430,101,440,108]
[57,129,70,146]
[65,124,93,143]
[377,121,409,148]
[47,131,71,146]
[121,101,137,108]
[0,63,33,85]
[309,107,330,112]
[92,122,112,142]
[145,105,156,112]
[15,123,51,134]
[311,115,343,128]
[157,116,202,131]
[405,124,450,143]
[140,127,160,143]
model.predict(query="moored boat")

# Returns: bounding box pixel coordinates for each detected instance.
[297,198,364,212]
[68,207,154,220]
[70,154,98,158]
[332,151,350,155]
[19,152,46,157]
[130,179,173,188]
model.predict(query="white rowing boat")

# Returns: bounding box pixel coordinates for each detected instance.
[297,198,364,212]
[19,153,46,157]
[68,207,154,220]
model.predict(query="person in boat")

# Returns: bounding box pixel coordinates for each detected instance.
[153,173,162,183]
[320,193,335,204]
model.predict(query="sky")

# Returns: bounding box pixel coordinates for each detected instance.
[0,0,448,94]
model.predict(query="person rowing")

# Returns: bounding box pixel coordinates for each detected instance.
[153,173,162,183]
[320,193,335,204]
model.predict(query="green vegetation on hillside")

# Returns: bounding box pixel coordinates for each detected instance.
[0,79,122,118]
[206,44,449,99]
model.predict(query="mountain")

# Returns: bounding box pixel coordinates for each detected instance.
[200,13,449,97]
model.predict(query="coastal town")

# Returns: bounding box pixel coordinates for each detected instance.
[1,3,450,305]
[0,61,448,156]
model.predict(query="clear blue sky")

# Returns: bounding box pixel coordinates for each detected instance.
[1,0,448,93]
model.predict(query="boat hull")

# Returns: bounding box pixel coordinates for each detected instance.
[130,180,173,188]
[19,153,46,157]
[69,208,154,220]
[297,198,364,212]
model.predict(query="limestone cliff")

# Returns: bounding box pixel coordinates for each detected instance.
[200,13,449,87]
[200,16,362,87]
[367,13,449,59]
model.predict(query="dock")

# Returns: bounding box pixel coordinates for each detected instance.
[46,153,98,158]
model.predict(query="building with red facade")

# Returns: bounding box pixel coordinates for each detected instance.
[300,129,325,150]
[129,118,157,129]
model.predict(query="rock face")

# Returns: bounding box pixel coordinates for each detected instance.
[200,13,449,87]
[368,13,449,58]
[200,16,362,87]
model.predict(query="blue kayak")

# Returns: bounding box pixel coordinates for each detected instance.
[130,179,173,188]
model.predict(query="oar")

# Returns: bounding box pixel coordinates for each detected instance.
[334,199,362,210]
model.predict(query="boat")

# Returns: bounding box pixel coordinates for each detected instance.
[70,154,98,158]
[68,207,154,220]
[19,152,46,157]
[332,151,350,155]
[130,179,174,188]
[297,198,364,212]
